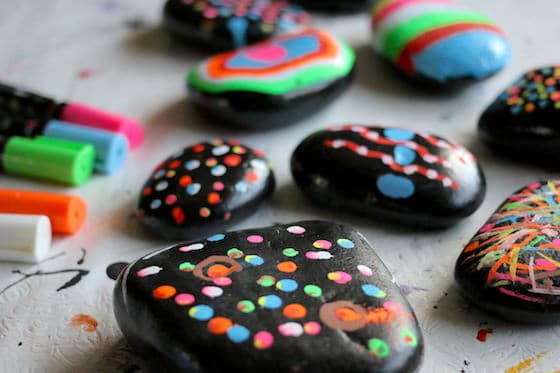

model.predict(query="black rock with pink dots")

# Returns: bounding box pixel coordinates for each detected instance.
[136,140,275,239]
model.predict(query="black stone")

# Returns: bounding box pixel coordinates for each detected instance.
[479,66,560,165]
[163,0,311,51]
[187,29,356,129]
[455,180,560,323]
[291,125,485,227]
[114,220,423,372]
[136,140,274,240]
[294,0,375,13]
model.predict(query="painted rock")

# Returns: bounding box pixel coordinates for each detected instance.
[455,180,560,323]
[114,220,423,372]
[371,0,511,84]
[291,125,485,227]
[163,0,311,51]
[136,140,274,240]
[479,66,560,164]
[294,0,375,13]
[187,28,356,128]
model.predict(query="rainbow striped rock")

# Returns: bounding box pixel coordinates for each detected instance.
[371,0,511,84]
[187,28,355,128]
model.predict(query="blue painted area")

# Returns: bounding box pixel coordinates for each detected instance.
[384,128,415,141]
[226,35,320,69]
[361,284,385,298]
[393,145,416,166]
[376,174,415,199]
[411,31,511,83]
[189,305,214,321]
[227,17,248,48]
[276,279,298,292]
[207,233,226,242]
[259,294,283,309]
[227,325,250,343]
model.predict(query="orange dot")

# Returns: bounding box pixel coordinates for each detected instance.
[208,192,221,205]
[525,103,535,112]
[283,304,307,319]
[179,175,192,186]
[143,187,152,196]
[224,154,242,167]
[193,144,205,153]
[246,171,259,182]
[365,308,394,324]
[169,160,181,168]
[334,307,363,322]
[208,264,229,278]
[152,285,176,299]
[277,261,298,273]
[207,317,233,334]
[172,207,185,224]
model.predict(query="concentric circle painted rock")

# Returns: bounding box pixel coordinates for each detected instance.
[136,140,275,239]
[187,28,356,128]
[455,180,560,323]
[479,66,560,164]
[163,0,311,51]
[371,0,511,83]
[114,220,423,372]
[291,125,485,227]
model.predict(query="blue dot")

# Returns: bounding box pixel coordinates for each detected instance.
[384,128,415,141]
[276,279,298,292]
[376,174,415,199]
[189,305,214,321]
[208,234,225,242]
[245,255,264,266]
[362,284,386,298]
[337,238,355,249]
[186,183,201,196]
[184,160,200,170]
[393,145,416,166]
[258,294,283,309]
[236,182,248,193]
[227,325,250,343]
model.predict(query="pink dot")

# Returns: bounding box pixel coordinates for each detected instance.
[175,293,195,306]
[213,277,233,286]
[213,181,225,191]
[247,235,264,243]
[254,331,274,349]
[313,240,332,249]
[278,322,303,337]
[327,271,352,284]
[137,266,162,278]
[203,7,219,19]
[202,286,223,298]
[287,226,306,234]
[357,265,373,277]
[165,194,178,205]
[245,44,287,63]
[535,259,557,271]
[304,321,321,335]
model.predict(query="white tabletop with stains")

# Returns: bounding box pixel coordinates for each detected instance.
[1,1,560,372]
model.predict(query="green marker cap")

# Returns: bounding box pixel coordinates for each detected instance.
[3,136,95,185]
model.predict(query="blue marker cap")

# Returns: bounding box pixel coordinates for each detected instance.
[43,120,129,174]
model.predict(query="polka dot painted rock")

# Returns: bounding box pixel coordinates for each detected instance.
[113,221,423,372]
[163,0,311,51]
[291,125,485,227]
[294,0,375,13]
[187,28,355,128]
[136,140,274,239]
[479,67,560,164]
[371,0,511,84]
[455,180,560,323]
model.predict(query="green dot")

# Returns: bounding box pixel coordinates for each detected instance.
[304,284,322,298]
[179,262,195,272]
[237,300,256,313]
[227,248,244,259]
[368,338,390,358]
[283,248,299,257]
[257,275,276,287]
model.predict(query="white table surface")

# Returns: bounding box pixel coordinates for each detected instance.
[1,1,560,372]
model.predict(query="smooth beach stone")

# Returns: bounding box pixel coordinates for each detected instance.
[136,140,274,240]
[291,125,485,227]
[455,180,560,323]
[294,0,375,13]
[371,0,511,84]
[479,66,560,164]
[114,220,423,372]
[163,0,311,51]
[187,28,356,128]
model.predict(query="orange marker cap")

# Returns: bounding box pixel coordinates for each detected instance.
[0,189,87,235]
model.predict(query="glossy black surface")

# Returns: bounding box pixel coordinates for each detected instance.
[291,125,485,227]
[114,220,423,372]
[455,180,560,323]
[163,0,311,51]
[136,140,274,240]
[189,68,355,129]
[294,0,375,13]
[479,66,560,164]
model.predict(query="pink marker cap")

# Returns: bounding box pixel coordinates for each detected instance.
[59,102,144,149]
